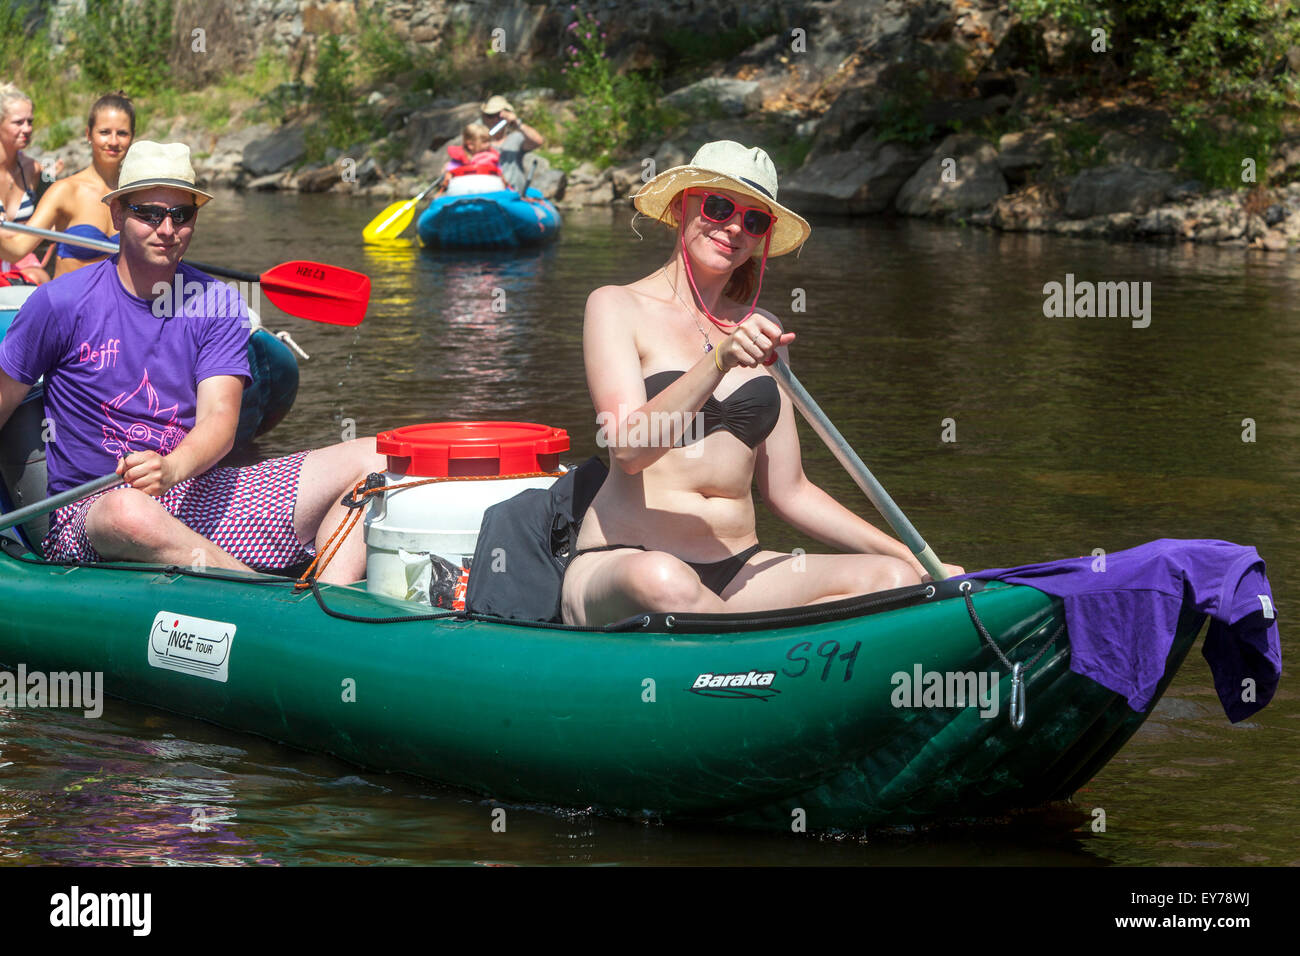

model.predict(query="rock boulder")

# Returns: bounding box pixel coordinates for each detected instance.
[242,126,306,176]
[662,78,763,117]
[783,139,928,215]
[894,134,1008,217]
[1064,164,1177,219]
[404,102,482,161]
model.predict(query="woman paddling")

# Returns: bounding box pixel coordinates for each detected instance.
[0,91,133,277]
[561,141,962,626]
[0,84,56,283]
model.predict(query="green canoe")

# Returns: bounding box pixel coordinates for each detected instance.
[0,529,1203,830]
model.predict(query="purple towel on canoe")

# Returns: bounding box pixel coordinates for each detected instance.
[959,539,1281,722]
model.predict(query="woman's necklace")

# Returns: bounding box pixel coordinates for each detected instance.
[666,270,714,353]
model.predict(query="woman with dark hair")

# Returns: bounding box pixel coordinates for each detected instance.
[560,141,962,626]
[0,92,133,276]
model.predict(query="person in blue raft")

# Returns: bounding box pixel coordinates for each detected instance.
[479,95,545,194]
[560,141,964,627]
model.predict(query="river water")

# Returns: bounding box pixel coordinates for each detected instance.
[1,192,1295,866]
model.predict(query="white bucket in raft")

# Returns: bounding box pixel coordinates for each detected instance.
[364,421,568,601]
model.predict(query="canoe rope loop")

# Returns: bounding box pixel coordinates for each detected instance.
[959,580,1064,731]
[273,329,310,360]
[294,469,566,592]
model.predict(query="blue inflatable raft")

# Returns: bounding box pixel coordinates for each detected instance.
[417,186,561,249]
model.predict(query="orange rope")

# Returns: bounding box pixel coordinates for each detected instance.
[294,470,565,590]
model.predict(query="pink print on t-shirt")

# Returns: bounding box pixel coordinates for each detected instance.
[100,368,187,457]
[78,338,121,371]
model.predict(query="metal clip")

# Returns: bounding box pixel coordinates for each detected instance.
[1009,662,1026,730]
[341,472,386,509]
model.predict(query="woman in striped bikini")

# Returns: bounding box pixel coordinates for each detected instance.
[560,141,962,627]
[0,91,133,277]
[0,84,55,284]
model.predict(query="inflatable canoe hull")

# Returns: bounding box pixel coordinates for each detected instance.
[0,549,1204,830]
[416,188,561,249]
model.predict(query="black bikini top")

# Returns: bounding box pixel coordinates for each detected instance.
[643,369,780,449]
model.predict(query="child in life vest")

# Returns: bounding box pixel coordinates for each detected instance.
[440,123,504,191]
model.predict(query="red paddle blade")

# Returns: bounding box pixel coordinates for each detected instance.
[259,261,371,327]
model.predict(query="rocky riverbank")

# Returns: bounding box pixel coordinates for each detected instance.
[24,0,1300,251]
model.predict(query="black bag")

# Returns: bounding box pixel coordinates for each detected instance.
[465,457,608,622]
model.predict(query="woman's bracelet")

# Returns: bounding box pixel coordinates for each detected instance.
[713,348,725,373]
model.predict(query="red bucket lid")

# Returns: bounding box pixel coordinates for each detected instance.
[375,421,570,478]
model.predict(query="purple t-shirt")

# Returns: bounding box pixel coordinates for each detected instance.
[0,258,250,494]
[959,539,1281,723]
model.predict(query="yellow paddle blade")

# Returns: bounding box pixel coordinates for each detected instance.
[362,198,417,242]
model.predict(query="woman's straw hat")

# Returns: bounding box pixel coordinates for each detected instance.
[101,141,214,207]
[632,140,810,257]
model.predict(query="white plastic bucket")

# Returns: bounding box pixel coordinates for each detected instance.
[362,421,569,602]
[364,471,559,600]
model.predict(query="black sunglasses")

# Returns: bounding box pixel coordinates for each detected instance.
[124,202,199,227]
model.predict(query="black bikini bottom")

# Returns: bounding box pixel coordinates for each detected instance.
[571,543,763,597]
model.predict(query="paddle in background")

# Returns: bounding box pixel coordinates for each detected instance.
[362,181,441,243]
[0,221,370,327]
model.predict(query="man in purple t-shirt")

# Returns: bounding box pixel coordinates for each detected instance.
[0,141,385,582]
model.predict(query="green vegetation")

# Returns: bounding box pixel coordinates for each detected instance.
[659,18,780,71]
[41,120,76,150]
[1002,1,1298,189]
[876,70,938,146]
[764,134,814,175]
[1011,0,1300,109]
[1048,121,1106,176]
[560,8,668,167]
[130,50,296,138]
[1172,107,1283,190]
[528,105,562,149]
[0,2,76,125]
[2,1,292,141]
[3,0,1289,198]
[305,35,383,160]
[534,148,579,176]
[356,2,418,84]
[64,0,175,95]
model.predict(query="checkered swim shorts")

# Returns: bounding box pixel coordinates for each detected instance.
[42,450,316,569]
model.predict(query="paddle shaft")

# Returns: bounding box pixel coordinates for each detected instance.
[0,473,121,534]
[769,357,947,581]
[370,182,439,235]
[0,220,257,282]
